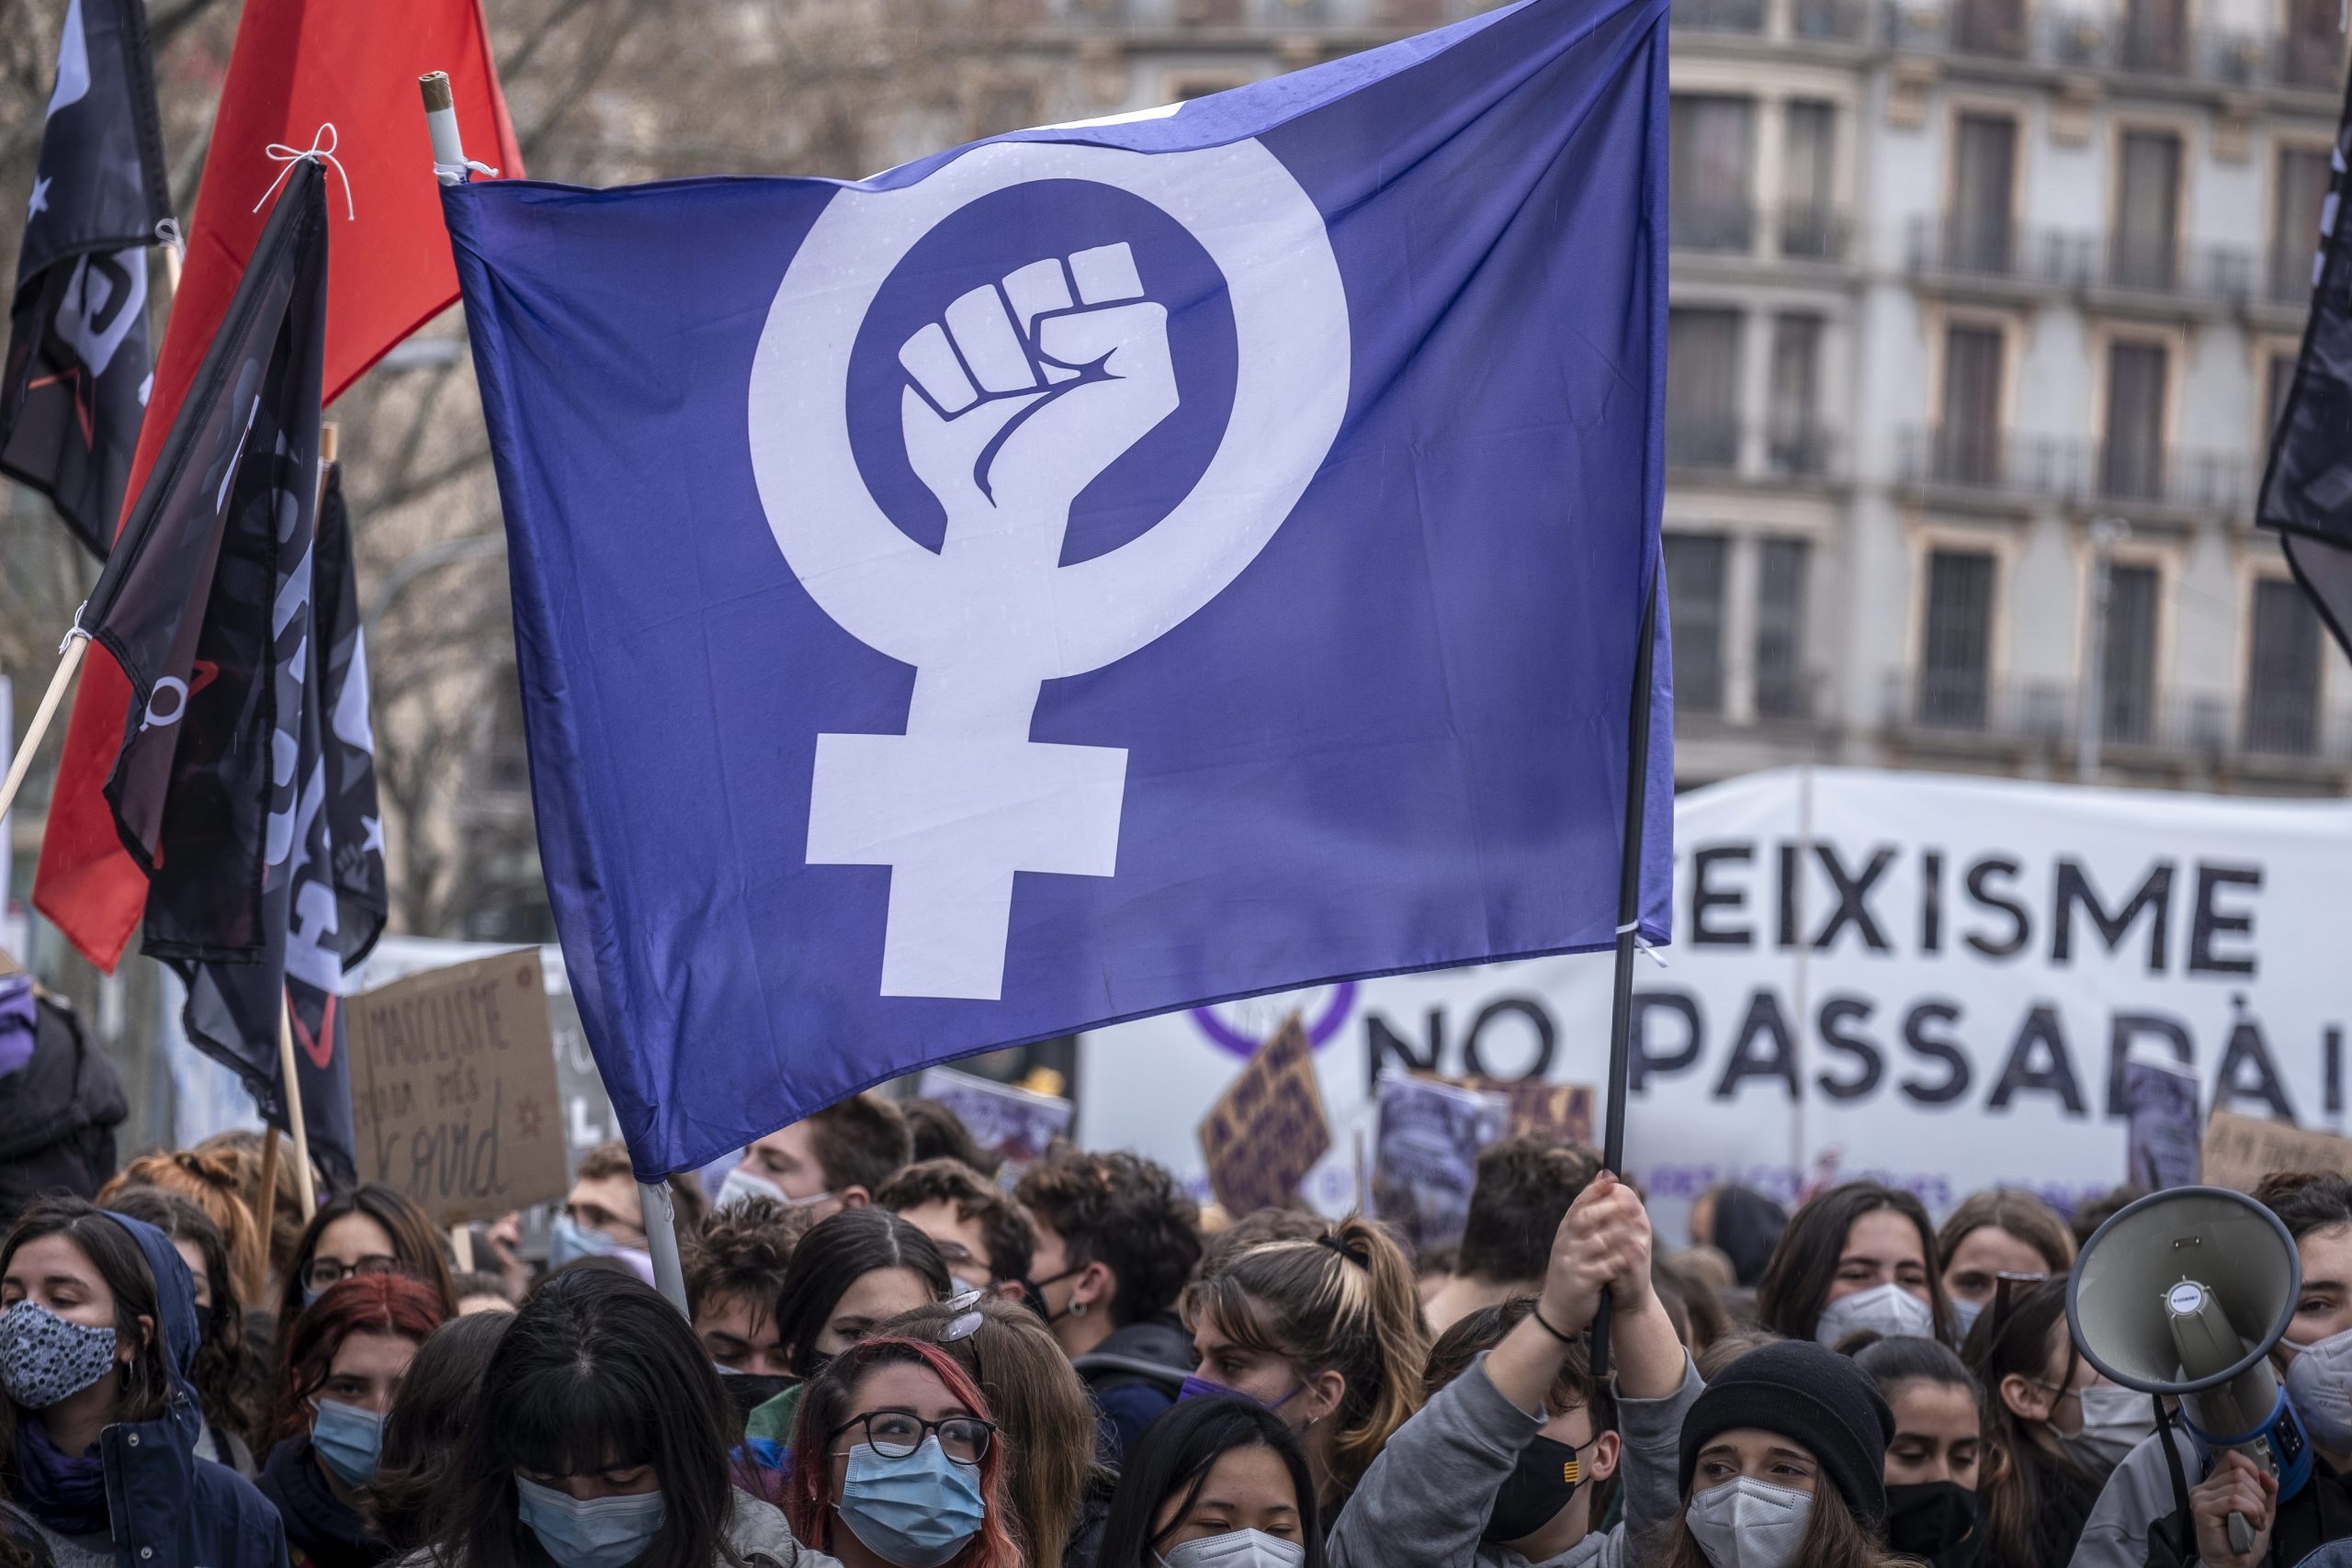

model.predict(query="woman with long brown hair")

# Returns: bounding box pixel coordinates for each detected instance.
[1180,1215,1430,1520]
[1755,1182,1956,1348]
[1966,1273,2138,1568]
[884,1294,1115,1567]
[1934,1190,2074,1342]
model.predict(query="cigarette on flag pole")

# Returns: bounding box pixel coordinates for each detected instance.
[0,633,90,826]
[421,73,470,187]
[278,996,318,1223]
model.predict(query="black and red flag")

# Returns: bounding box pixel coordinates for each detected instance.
[81,158,367,1186]
[2258,68,2352,657]
[0,0,172,559]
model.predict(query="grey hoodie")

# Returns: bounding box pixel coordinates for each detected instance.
[1329,1350,1704,1568]
[2068,1429,2199,1568]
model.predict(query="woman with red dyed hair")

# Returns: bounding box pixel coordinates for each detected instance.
[788,1334,1023,1568]
[261,1272,447,1568]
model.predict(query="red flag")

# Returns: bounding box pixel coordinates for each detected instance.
[35,0,521,970]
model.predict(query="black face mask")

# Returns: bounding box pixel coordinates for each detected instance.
[1480,1434,1585,1545]
[1883,1482,1984,1568]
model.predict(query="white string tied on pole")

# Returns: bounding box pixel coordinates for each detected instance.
[153,216,184,257]
[1616,917,1669,968]
[252,123,356,220]
[57,604,87,657]
[433,155,501,183]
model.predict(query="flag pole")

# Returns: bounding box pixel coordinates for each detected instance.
[1589,564,1662,1384]
[0,635,90,826]
[277,996,318,1222]
[255,1126,282,1292]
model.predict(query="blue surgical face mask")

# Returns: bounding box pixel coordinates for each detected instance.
[514,1474,667,1568]
[836,1438,987,1568]
[1951,1296,1984,1339]
[311,1398,385,1487]
[547,1213,619,1270]
[1179,1373,1303,1423]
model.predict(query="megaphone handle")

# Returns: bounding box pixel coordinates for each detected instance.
[2228,1512,2256,1554]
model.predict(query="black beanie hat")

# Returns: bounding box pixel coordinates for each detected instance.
[1678,1340,1895,1529]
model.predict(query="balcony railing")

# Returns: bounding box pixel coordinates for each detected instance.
[1906,215,2285,309]
[1674,0,1771,31]
[1666,418,1845,479]
[1888,0,2349,91]
[1780,202,1853,261]
[1666,413,1743,470]
[1883,672,2352,761]
[1896,427,2251,512]
[1792,0,1873,38]
[1671,197,1757,254]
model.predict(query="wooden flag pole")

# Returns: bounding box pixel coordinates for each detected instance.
[0,634,89,826]
[255,1125,282,1290]
[277,997,318,1223]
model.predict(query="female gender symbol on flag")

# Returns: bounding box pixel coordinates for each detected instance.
[749,139,1351,1000]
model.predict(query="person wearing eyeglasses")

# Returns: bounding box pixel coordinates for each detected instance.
[413,1266,816,1568]
[259,1273,446,1568]
[273,1186,457,1326]
[784,1335,1023,1568]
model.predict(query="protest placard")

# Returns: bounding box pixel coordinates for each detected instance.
[2123,1058,2201,1190]
[917,1066,1072,1183]
[1461,1076,1597,1145]
[0,947,19,978]
[1373,1072,1510,1251]
[346,948,571,1225]
[1199,1014,1331,1217]
[2202,1108,2352,1192]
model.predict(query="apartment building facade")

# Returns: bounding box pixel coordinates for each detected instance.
[1031,0,2350,794]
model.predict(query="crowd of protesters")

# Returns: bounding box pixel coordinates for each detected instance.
[1,1080,2348,1568]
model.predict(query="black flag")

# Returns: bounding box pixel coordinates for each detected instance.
[79,160,359,1184]
[2258,68,2352,657]
[0,0,171,559]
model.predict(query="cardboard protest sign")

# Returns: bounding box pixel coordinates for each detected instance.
[1373,1072,1510,1251]
[0,947,19,978]
[2202,1108,2352,1192]
[346,948,571,1224]
[1199,1014,1331,1217]
[917,1066,1073,1183]
[1464,1076,1597,1146]
[2123,1059,2201,1190]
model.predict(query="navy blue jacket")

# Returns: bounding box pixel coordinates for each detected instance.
[96,1212,285,1568]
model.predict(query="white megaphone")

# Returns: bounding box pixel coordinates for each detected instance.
[2069,1186,2313,1553]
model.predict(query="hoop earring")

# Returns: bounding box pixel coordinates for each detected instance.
[1070,1300,1089,1319]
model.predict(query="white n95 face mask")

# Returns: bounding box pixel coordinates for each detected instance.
[1815,1280,1935,1347]
[2055,1384,2157,1474]
[2285,1325,2352,1452]
[1685,1477,1814,1568]
[1159,1529,1306,1568]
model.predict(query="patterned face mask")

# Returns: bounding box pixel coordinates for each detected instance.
[0,1301,120,1410]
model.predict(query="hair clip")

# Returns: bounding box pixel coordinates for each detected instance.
[942,1310,984,1343]
[944,1289,984,1312]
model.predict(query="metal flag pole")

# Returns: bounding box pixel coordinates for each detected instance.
[1589,562,1663,1384]
[416,67,694,1316]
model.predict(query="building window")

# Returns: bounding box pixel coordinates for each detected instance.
[1667,308,1743,469]
[1954,0,2026,58]
[2120,0,2188,71]
[1667,535,1730,715]
[1781,102,1839,259]
[1948,114,2018,274]
[2099,563,2160,744]
[2245,577,2323,754]
[1920,548,1996,728]
[1669,96,1755,253]
[2101,340,2169,502]
[1767,313,1825,475]
[2283,0,2342,91]
[2273,145,2331,303]
[1756,539,1812,717]
[2112,130,2182,292]
[2269,348,2301,445]
[1938,323,2006,485]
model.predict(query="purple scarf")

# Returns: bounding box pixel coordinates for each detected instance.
[15,1416,108,1537]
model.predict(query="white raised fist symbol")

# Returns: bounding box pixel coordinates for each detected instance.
[751,138,1351,1001]
[898,243,1178,531]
